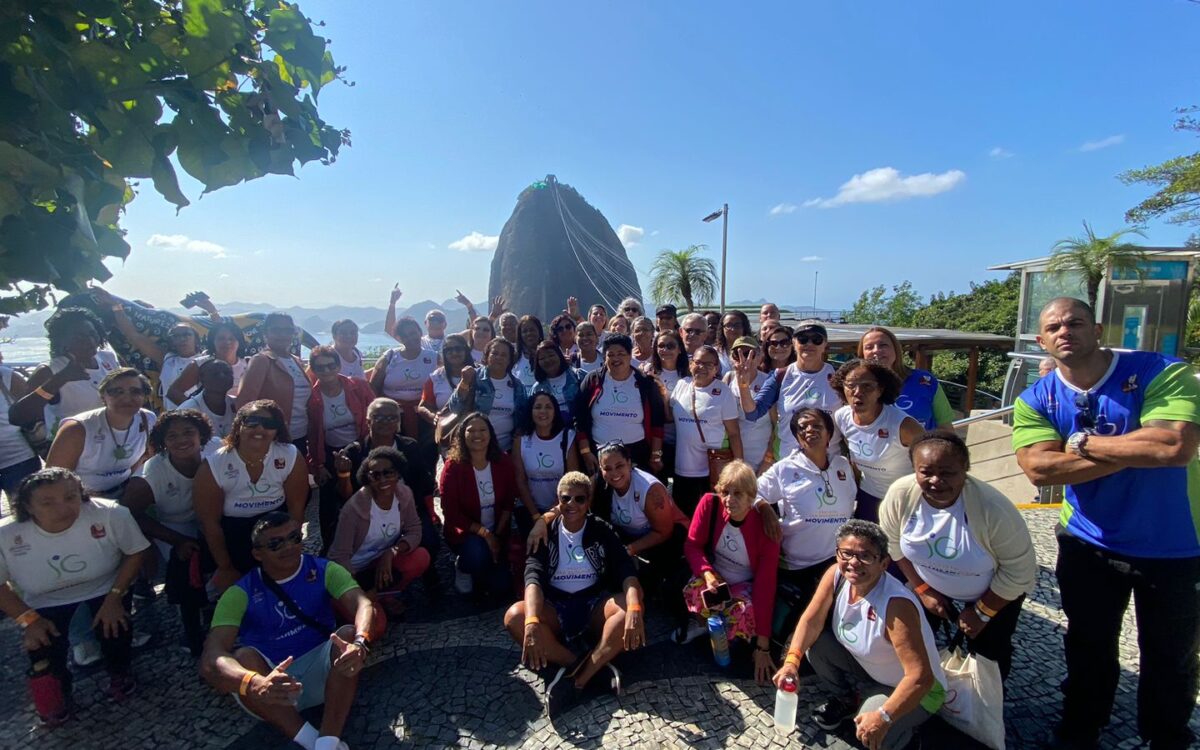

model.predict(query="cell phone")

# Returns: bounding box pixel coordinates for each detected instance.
[702,583,731,609]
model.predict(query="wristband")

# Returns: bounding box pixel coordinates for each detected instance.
[974,602,997,621]
[356,630,371,644]
[627,604,643,613]
[524,616,540,627]
[239,671,256,696]
[975,600,999,617]
[34,386,53,400]
[337,471,351,478]
[913,582,931,595]
[109,586,125,596]
[784,654,802,667]
[15,609,40,628]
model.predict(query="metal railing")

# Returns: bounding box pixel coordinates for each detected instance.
[951,405,1014,428]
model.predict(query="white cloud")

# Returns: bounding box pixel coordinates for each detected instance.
[649,230,660,237]
[769,203,798,216]
[804,167,966,208]
[616,224,644,248]
[799,255,823,262]
[448,231,499,252]
[146,233,228,258]
[1078,134,1125,152]
[988,146,1014,159]
[218,273,230,279]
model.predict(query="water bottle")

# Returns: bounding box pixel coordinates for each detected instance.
[773,676,799,734]
[707,615,731,667]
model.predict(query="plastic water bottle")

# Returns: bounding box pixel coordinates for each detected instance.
[773,676,799,734]
[707,615,731,667]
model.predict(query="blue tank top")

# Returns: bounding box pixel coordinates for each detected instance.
[897,369,938,430]
[235,555,337,663]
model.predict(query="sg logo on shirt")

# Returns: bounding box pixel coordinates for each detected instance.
[47,553,87,579]
[610,389,630,404]
[925,535,961,560]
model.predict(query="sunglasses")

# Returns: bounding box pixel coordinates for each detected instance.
[559,493,589,505]
[656,342,678,350]
[256,529,303,552]
[599,439,626,451]
[1074,392,1094,430]
[367,469,399,481]
[311,361,338,373]
[370,413,400,423]
[795,334,825,345]
[683,327,705,336]
[768,339,791,348]
[242,415,282,430]
[552,324,575,333]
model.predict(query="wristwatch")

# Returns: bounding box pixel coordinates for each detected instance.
[1066,431,1089,457]
[353,635,371,654]
[878,707,893,725]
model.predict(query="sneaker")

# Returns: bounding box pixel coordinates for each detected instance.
[72,640,102,668]
[544,666,581,717]
[604,663,623,697]
[29,671,69,726]
[673,619,707,645]
[107,672,137,702]
[813,696,855,731]
[454,560,474,594]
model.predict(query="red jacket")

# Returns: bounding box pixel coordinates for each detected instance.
[439,454,518,547]
[684,492,780,639]
[306,375,375,472]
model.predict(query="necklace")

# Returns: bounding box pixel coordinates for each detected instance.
[106,414,135,460]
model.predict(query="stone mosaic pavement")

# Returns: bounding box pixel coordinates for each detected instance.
[1,506,1197,750]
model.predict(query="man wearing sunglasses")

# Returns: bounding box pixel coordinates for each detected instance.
[678,313,708,358]
[1013,297,1200,750]
[202,512,377,750]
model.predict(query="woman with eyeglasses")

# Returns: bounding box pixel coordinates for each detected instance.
[121,409,214,655]
[669,345,743,516]
[370,315,437,445]
[179,359,236,441]
[0,468,149,724]
[756,408,856,641]
[305,346,376,553]
[468,316,495,363]
[715,310,753,374]
[723,336,774,473]
[571,322,603,374]
[419,333,474,420]
[879,432,1035,680]
[235,313,312,455]
[682,461,781,684]
[328,446,431,617]
[643,330,689,481]
[447,338,530,452]
[46,368,156,499]
[549,313,579,357]
[573,334,666,477]
[858,327,954,430]
[512,315,545,390]
[731,319,844,462]
[193,400,310,594]
[630,317,656,370]
[513,392,579,536]
[773,520,946,750]
[831,359,923,524]
[166,321,251,407]
[505,471,645,710]
[439,412,517,599]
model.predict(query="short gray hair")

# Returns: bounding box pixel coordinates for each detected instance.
[835,519,889,559]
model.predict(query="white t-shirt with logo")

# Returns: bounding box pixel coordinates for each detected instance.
[161,352,207,410]
[512,355,536,390]
[428,368,459,411]
[757,452,856,570]
[321,389,358,448]
[0,499,149,609]
[382,348,437,402]
[180,393,236,439]
[671,378,740,478]
[550,520,598,594]
[71,407,156,496]
[610,468,662,538]
[207,442,298,518]
[136,453,200,559]
[576,353,603,374]
[713,520,754,585]
[520,430,574,511]
[279,356,310,437]
[590,372,645,446]
[350,500,403,571]
[475,465,497,531]
[899,498,995,602]
[487,378,516,451]
[43,349,120,437]
[338,348,367,381]
[835,404,913,499]
[543,372,571,418]
[733,371,773,467]
[776,362,842,458]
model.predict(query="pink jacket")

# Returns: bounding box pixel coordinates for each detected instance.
[327,483,421,574]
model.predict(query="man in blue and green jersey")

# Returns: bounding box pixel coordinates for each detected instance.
[1013,297,1200,750]
[200,513,378,750]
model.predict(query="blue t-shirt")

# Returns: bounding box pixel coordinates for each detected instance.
[1012,351,1200,558]
[212,555,358,663]
[897,369,938,430]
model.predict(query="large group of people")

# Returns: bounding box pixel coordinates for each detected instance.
[0,289,1194,750]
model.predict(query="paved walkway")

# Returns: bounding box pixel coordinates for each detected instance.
[1,507,1196,749]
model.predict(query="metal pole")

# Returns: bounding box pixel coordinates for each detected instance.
[720,203,728,314]
[812,270,819,311]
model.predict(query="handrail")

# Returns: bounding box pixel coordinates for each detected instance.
[952,405,1014,428]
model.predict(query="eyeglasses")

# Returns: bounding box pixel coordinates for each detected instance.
[256,529,303,552]
[559,493,590,505]
[242,415,282,430]
[795,334,825,345]
[835,548,880,565]
[683,327,705,336]
[598,439,626,451]
[1074,392,1094,430]
[843,380,879,393]
[552,324,575,333]
[367,469,399,481]
[370,413,400,423]
[722,322,741,330]
[104,387,147,397]
[311,361,338,373]
[768,339,791,348]
[692,360,718,369]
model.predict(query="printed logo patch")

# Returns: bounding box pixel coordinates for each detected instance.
[1122,375,1139,392]
[877,429,889,439]
[274,458,286,470]
[305,567,318,583]
[90,524,107,539]
[837,470,847,481]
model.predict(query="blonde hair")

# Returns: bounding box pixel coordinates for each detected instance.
[557,471,593,497]
[714,460,757,497]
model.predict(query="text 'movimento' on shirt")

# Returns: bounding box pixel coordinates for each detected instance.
[1011,351,1200,558]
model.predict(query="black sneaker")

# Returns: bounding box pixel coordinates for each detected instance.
[544,666,581,716]
[813,696,855,731]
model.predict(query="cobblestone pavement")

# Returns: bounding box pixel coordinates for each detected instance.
[1,507,1197,749]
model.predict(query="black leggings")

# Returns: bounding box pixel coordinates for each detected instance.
[30,592,135,690]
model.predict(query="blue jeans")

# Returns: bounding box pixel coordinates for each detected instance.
[453,534,510,596]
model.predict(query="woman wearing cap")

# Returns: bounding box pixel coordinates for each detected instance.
[643,330,688,480]
[571,322,603,375]
[831,359,923,523]
[715,310,753,374]
[235,313,311,454]
[331,319,367,381]
[858,327,954,430]
[724,336,774,473]
[732,320,844,462]
[669,345,743,515]
[573,334,666,477]
[630,317,656,370]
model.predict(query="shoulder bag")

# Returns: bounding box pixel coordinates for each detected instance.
[691,385,734,488]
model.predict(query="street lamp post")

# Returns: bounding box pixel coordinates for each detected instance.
[702,203,729,314]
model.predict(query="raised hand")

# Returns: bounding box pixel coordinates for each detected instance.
[454,289,471,307]
[390,284,403,305]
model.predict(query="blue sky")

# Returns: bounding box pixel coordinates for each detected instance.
[105,1,1200,312]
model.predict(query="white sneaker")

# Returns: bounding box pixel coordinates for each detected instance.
[73,640,102,667]
[454,559,474,594]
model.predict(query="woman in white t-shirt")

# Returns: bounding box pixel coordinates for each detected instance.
[419,334,474,419]
[630,317,656,370]
[530,341,584,427]
[571,322,603,374]
[179,359,236,440]
[446,339,529,453]
[371,315,437,444]
[669,345,743,516]
[512,392,579,533]
[0,364,40,505]
[166,322,251,406]
[121,410,214,655]
[723,336,774,472]
[642,330,688,481]
[331,319,368,382]
[328,446,431,617]
[0,467,149,723]
[512,315,545,390]
[46,368,156,498]
[193,399,310,594]
[830,359,923,524]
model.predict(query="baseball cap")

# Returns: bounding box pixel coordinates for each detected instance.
[655,304,677,317]
[731,335,759,352]
[793,319,828,337]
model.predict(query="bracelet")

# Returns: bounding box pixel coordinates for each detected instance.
[913,582,931,595]
[33,386,53,400]
[15,609,40,628]
[975,601,999,618]
[337,471,351,478]
[239,671,256,696]
[784,654,802,667]
[628,603,643,613]
[109,586,125,596]
[973,604,993,623]
[524,616,540,627]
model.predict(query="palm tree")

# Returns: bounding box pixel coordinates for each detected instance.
[649,245,719,312]
[1047,221,1148,312]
